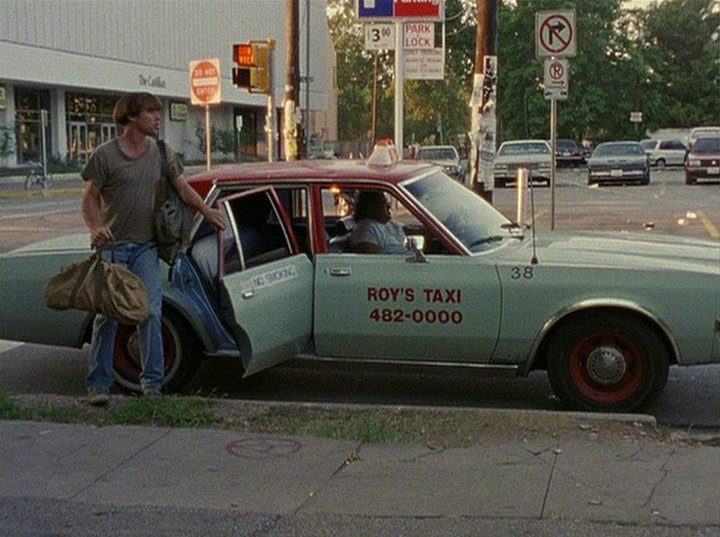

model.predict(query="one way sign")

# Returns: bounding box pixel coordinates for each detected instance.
[535,10,576,58]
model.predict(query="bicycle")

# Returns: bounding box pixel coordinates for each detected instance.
[24,161,52,190]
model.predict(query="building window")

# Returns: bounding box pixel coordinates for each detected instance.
[65,94,118,162]
[15,88,51,164]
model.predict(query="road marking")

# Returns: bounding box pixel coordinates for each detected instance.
[0,340,22,354]
[697,211,720,238]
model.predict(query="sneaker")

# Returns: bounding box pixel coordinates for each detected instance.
[142,386,162,398]
[87,387,110,406]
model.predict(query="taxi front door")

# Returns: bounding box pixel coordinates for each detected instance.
[218,188,313,377]
[313,253,501,363]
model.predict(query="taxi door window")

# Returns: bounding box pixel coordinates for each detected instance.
[222,190,292,275]
[320,186,450,255]
[274,187,311,254]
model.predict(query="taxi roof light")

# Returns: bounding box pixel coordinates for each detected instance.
[367,139,399,167]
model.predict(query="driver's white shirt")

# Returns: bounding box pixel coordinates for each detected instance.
[349,219,407,253]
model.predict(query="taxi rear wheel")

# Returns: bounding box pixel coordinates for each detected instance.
[546,312,669,412]
[112,309,202,393]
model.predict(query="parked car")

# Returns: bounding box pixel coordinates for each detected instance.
[688,126,720,150]
[0,144,718,412]
[639,139,687,167]
[494,140,552,187]
[555,139,585,167]
[587,141,650,186]
[414,145,464,180]
[684,137,720,185]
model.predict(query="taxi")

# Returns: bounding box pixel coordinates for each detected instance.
[0,143,718,412]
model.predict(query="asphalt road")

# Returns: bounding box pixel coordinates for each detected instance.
[0,167,718,431]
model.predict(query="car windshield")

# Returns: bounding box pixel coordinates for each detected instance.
[593,143,645,157]
[557,140,577,150]
[692,138,720,152]
[499,142,549,156]
[402,170,513,253]
[416,148,457,161]
[639,140,657,150]
[692,128,720,139]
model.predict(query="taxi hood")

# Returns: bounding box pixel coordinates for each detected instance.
[510,230,720,275]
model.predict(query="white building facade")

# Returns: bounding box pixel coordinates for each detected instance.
[0,0,337,167]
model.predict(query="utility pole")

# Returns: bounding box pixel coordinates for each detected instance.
[469,0,498,203]
[284,0,300,160]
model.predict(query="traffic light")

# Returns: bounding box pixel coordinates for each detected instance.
[232,41,273,94]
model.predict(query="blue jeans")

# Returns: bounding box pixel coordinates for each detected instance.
[86,242,164,391]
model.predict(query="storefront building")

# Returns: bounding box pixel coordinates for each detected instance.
[0,0,337,167]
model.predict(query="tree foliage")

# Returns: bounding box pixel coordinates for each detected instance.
[328,0,719,148]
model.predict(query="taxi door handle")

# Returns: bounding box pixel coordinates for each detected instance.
[241,290,255,299]
[328,267,351,277]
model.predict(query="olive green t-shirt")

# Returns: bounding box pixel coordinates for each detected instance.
[82,138,183,244]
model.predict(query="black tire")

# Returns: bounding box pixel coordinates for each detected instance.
[546,311,669,412]
[656,159,665,168]
[685,172,695,185]
[113,308,202,393]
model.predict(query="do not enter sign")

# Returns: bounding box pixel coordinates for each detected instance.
[190,58,222,105]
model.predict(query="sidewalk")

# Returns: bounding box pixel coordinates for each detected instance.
[0,165,209,198]
[1,409,718,535]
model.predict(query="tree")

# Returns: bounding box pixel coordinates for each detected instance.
[643,0,720,128]
[328,0,718,148]
[327,0,477,146]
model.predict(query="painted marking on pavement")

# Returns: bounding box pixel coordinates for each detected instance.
[698,211,720,238]
[0,340,23,354]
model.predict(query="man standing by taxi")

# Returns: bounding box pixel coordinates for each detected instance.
[81,92,224,405]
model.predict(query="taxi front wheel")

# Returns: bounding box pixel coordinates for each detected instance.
[112,308,202,393]
[546,311,669,412]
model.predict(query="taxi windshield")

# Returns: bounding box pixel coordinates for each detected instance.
[402,171,513,252]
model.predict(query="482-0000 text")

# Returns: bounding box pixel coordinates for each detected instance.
[369,308,463,325]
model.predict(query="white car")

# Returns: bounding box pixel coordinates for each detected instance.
[639,139,687,167]
[414,145,463,180]
[494,140,552,187]
[689,126,720,150]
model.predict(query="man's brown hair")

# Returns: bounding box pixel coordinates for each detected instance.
[113,92,162,126]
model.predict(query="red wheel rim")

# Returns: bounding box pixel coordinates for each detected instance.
[568,331,644,404]
[113,322,177,386]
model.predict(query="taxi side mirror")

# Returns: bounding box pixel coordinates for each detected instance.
[405,235,427,264]
[405,235,425,252]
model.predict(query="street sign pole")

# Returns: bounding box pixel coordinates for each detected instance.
[190,58,222,170]
[394,20,403,157]
[536,10,575,230]
[205,105,211,171]
[550,96,557,229]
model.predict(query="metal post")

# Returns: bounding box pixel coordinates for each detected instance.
[516,168,528,225]
[305,0,310,157]
[550,96,557,230]
[267,92,275,163]
[205,105,211,171]
[40,109,48,179]
[394,20,404,158]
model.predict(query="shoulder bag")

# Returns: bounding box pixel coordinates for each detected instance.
[44,247,150,325]
[153,139,194,265]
